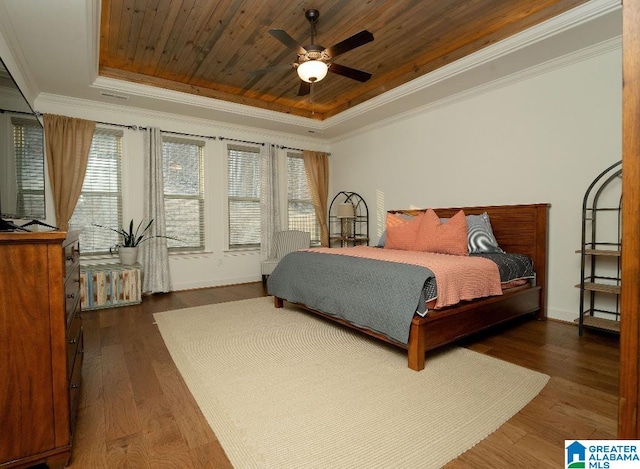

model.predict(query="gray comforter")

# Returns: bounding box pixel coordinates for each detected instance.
[267,250,435,345]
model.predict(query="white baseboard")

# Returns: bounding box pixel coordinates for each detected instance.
[171,275,261,292]
[546,307,579,324]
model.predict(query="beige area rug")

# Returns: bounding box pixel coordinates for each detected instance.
[154,297,549,469]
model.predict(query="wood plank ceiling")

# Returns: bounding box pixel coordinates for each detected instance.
[99,0,588,121]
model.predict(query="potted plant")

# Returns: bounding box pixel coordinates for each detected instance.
[95,219,173,265]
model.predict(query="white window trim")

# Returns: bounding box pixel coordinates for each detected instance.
[162,135,206,253]
[224,142,263,252]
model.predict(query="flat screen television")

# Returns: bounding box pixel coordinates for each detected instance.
[0,57,46,231]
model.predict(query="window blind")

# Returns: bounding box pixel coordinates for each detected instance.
[162,136,205,251]
[287,152,320,244]
[11,117,45,217]
[69,128,123,256]
[227,144,261,249]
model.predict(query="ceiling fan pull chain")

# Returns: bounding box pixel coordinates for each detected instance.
[310,83,315,116]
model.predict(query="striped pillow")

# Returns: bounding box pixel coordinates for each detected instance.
[467,212,504,254]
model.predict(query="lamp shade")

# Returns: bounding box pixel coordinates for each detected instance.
[297,60,329,83]
[337,202,355,218]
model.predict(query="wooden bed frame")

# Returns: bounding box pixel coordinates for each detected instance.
[274,203,549,371]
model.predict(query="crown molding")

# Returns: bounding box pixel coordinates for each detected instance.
[85,0,620,140]
[323,0,621,134]
[92,75,325,131]
[330,34,621,143]
[87,0,620,137]
[35,92,328,148]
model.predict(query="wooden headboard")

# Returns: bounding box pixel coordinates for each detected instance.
[389,203,550,314]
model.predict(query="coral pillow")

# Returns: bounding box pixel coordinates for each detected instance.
[384,212,423,250]
[415,209,469,256]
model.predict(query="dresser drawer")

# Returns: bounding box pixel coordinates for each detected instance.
[68,329,83,437]
[65,266,81,328]
[66,313,82,379]
[63,237,80,279]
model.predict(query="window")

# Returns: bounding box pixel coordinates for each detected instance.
[162,136,205,251]
[11,117,45,218]
[69,129,123,255]
[286,152,320,244]
[227,144,261,249]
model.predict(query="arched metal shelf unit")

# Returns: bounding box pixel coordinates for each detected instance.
[328,191,369,247]
[576,160,622,335]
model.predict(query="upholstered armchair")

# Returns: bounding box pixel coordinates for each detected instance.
[261,230,311,285]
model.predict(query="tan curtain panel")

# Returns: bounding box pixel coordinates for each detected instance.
[44,114,96,231]
[302,150,329,246]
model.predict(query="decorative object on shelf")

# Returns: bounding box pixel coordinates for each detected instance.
[329,191,368,247]
[336,202,355,239]
[118,247,139,265]
[576,160,622,335]
[94,218,178,264]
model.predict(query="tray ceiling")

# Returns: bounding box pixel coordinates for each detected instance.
[99,0,589,121]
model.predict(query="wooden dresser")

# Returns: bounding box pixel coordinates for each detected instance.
[0,231,82,469]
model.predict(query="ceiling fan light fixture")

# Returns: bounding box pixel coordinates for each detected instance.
[297,60,328,83]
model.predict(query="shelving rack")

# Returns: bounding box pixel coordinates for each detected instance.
[576,160,622,335]
[328,191,369,247]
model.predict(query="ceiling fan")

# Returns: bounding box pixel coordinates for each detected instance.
[248,9,374,96]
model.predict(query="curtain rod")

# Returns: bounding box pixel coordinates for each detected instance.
[155,128,216,140]
[0,109,36,116]
[34,113,217,139]
[99,121,140,130]
[34,111,141,131]
[31,112,328,153]
[161,130,217,140]
[279,144,331,156]
[219,136,265,146]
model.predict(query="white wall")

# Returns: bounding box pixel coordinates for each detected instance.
[34,96,328,290]
[3,18,622,320]
[328,48,622,322]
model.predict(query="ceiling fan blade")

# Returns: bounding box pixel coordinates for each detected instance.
[268,29,307,55]
[247,63,295,78]
[298,81,311,96]
[329,63,372,82]
[324,30,374,58]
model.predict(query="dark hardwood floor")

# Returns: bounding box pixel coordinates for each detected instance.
[69,283,619,468]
